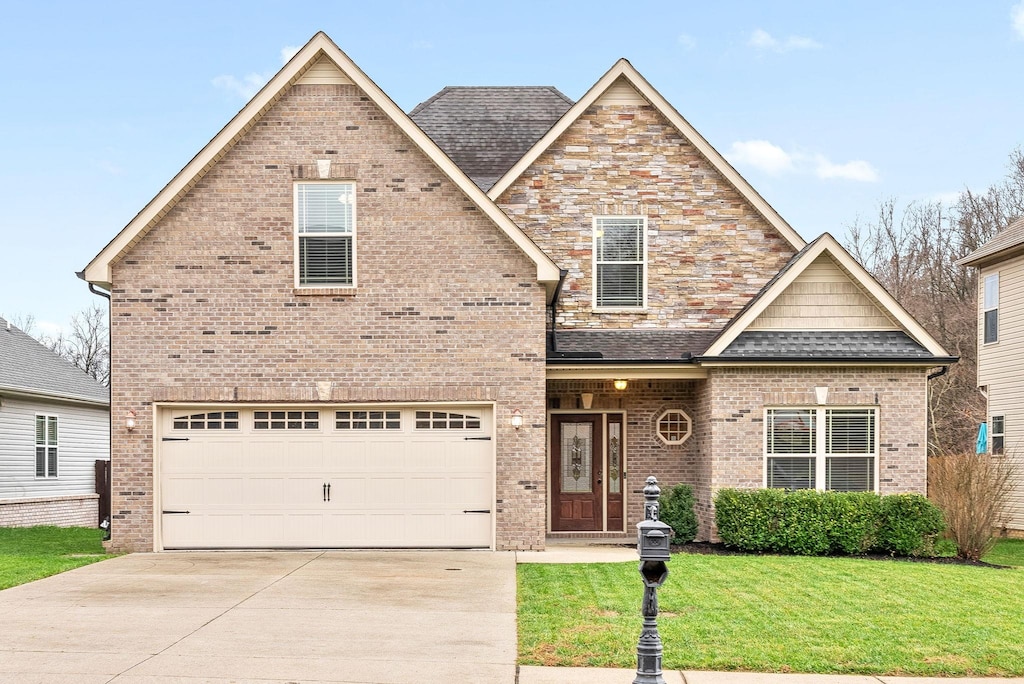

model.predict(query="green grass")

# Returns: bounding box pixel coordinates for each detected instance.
[983,539,1024,567]
[0,526,109,590]
[518,550,1024,675]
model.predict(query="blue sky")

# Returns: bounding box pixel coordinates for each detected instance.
[2,1,1023,335]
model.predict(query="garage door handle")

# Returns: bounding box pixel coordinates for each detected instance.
[463,509,491,514]
[162,510,190,514]
[162,437,189,442]
[464,436,492,441]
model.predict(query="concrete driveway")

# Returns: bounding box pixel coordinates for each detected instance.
[0,551,517,683]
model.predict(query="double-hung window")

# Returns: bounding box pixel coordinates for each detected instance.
[984,273,999,344]
[991,415,1005,455]
[35,415,58,478]
[295,182,355,287]
[594,216,646,308]
[765,407,877,492]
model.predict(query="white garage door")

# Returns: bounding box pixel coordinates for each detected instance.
[158,405,493,549]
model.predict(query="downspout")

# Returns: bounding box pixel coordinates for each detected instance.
[78,272,112,540]
[549,269,568,352]
[926,366,948,381]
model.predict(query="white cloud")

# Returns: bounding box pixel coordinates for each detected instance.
[727,140,795,175]
[280,46,301,64]
[677,33,697,50]
[749,28,822,53]
[814,156,879,182]
[1013,2,1024,39]
[212,44,300,101]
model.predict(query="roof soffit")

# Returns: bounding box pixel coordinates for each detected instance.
[486,59,807,252]
[83,32,560,289]
[702,233,951,358]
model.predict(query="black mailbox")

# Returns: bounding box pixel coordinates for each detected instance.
[637,517,672,562]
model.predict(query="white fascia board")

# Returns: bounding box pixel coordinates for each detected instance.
[84,32,560,290]
[546,365,708,380]
[488,59,806,253]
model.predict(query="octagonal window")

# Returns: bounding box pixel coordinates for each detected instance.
[657,409,692,445]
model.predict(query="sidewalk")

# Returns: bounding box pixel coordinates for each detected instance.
[514,545,1023,684]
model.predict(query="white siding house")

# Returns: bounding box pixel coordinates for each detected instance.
[0,317,109,527]
[959,217,1024,533]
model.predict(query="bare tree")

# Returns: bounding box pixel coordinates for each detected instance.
[45,304,110,386]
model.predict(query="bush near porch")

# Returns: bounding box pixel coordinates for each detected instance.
[714,489,944,556]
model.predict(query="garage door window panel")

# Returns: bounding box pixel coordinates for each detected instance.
[415,410,481,430]
[336,410,401,430]
[173,411,240,430]
[254,410,320,430]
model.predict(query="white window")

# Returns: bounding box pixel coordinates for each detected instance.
[991,415,1005,455]
[656,409,692,445]
[594,216,646,308]
[765,407,877,492]
[35,415,58,478]
[295,182,355,287]
[984,273,999,344]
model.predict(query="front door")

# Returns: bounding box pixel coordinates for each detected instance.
[551,414,603,531]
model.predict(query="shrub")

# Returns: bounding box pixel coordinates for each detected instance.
[714,488,943,557]
[658,483,698,543]
[928,450,1016,561]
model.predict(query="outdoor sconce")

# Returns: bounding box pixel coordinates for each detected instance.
[125,410,137,432]
[511,409,524,430]
[614,379,629,391]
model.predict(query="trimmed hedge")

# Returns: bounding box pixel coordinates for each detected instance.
[658,483,698,543]
[714,489,944,557]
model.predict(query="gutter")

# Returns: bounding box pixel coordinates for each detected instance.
[695,355,961,364]
[78,271,112,539]
[927,366,949,381]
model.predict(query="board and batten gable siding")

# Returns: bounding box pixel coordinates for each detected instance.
[496,81,796,330]
[107,80,548,552]
[0,395,109,499]
[748,254,900,330]
[977,253,1024,531]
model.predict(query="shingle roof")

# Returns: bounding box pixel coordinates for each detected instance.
[549,329,719,362]
[0,318,109,405]
[714,330,947,360]
[410,86,574,191]
[957,216,1024,267]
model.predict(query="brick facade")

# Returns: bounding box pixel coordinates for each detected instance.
[497,100,796,330]
[0,494,99,528]
[108,83,548,552]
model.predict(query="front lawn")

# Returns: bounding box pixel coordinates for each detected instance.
[0,526,109,590]
[518,543,1024,676]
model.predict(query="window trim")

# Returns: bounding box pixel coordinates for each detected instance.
[763,406,879,493]
[592,215,648,310]
[293,181,357,290]
[35,414,59,479]
[983,273,999,344]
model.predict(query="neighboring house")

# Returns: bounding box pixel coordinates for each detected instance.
[82,33,954,552]
[958,216,1024,533]
[0,317,110,527]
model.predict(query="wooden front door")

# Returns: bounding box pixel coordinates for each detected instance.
[551,415,603,531]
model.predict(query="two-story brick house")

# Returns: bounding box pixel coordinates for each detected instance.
[958,217,1024,533]
[83,33,954,552]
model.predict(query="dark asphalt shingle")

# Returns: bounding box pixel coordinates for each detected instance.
[717,330,936,359]
[549,329,720,362]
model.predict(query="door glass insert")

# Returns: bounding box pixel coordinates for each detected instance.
[560,423,593,493]
[608,422,621,494]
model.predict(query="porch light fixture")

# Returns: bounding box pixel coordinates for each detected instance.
[614,379,629,391]
[125,410,137,432]
[511,408,524,430]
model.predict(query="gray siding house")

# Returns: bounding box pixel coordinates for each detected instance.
[0,317,110,527]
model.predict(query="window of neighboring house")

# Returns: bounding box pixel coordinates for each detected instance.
[594,216,646,308]
[35,415,58,478]
[984,273,999,343]
[765,407,877,492]
[295,182,355,287]
[991,415,1005,455]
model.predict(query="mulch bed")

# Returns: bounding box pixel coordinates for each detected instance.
[672,541,1009,568]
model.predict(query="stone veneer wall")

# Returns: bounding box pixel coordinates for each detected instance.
[498,99,796,330]
[701,366,929,540]
[108,82,548,552]
[546,379,703,533]
[0,494,99,528]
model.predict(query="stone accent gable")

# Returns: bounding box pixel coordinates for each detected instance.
[496,99,796,329]
[107,82,549,552]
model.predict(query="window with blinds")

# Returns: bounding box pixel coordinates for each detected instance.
[35,415,58,478]
[765,407,877,492]
[594,216,646,308]
[295,182,355,287]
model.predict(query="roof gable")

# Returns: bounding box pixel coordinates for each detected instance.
[83,33,560,291]
[486,60,807,252]
[702,233,952,358]
[0,318,109,406]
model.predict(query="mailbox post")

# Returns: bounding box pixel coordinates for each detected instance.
[634,476,672,684]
